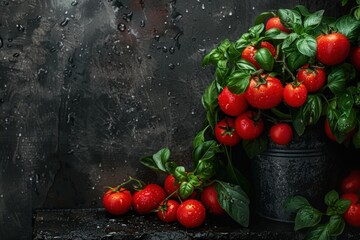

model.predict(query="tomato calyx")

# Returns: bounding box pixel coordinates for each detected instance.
[218,119,237,137]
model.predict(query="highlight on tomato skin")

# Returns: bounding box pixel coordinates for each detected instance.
[218,86,248,117]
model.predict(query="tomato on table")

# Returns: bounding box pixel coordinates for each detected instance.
[133,183,167,214]
[102,187,133,216]
[176,199,206,228]
[157,199,180,223]
[200,184,225,215]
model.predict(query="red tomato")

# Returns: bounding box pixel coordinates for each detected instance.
[157,199,180,223]
[215,117,241,146]
[341,170,360,194]
[133,184,167,214]
[341,193,360,228]
[269,122,293,145]
[102,187,133,215]
[265,16,290,33]
[164,174,180,198]
[350,46,360,71]
[283,83,308,108]
[235,110,264,140]
[316,32,350,66]
[218,86,248,116]
[177,199,206,228]
[245,75,283,109]
[200,184,225,215]
[297,64,326,93]
[241,41,276,69]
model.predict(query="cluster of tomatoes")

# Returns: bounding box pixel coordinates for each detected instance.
[341,170,360,228]
[102,175,225,228]
[214,16,360,147]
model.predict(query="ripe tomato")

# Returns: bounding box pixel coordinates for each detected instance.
[102,187,133,216]
[283,83,308,108]
[157,199,180,223]
[350,46,360,71]
[341,193,360,228]
[265,16,290,33]
[218,86,248,116]
[164,174,180,198]
[316,32,350,66]
[297,64,326,93]
[215,117,241,146]
[177,199,206,228]
[200,184,225,215]
[235,110,264,140]
[341,170,360,194]
[133,183,167,214]
[269,122,293,145]
[245,75,283,109]
[241,41,276,69]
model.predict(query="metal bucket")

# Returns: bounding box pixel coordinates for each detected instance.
[251,126,337,222]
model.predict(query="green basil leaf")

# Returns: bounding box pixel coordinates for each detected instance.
[235,59,257,71]
[324,190,339,207]
[226,70,251,94]
[284,195,311,213]
[286,50,309,71]
[282,33,299,53]
[301,94,323,126]
[304,10,324,29]
[202,49,222,67]
[193,126,209,149]
[255,47,274,71]
[338,92,354,112]
[278,9,302,29]
[195,158,217,180]
[327,215,346,236]
[201,80,218,113]
[193,140,218,166]
[294,5,311,17]
[248,23,265,37]
[294,206,322,231]
[334,14,360,42]
[264,28,289,40]
[296,34,317,57]
[354,7,360,21]
[226,43,241,60]
[304,225,331,240]
[337,109,356,134]
[242,136,267,159]
[334,198,351,215]
[140,148,171,173]
[174,166,187,182]
[179,181,194,199]
[218,39,231,54]
[293,110,306,136]
[341,0,349,6]
[215,59,229,83]
[216,181,250,227]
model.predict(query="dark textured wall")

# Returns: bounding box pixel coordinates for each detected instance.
[0,0,350,239]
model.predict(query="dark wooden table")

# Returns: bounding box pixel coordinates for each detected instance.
[32,208,360,240]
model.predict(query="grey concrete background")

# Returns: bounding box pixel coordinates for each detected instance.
[0,0,350,239]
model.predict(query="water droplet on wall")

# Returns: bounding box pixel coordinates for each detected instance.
[71,0,78,6]
[122,11,133,22]
[140,20,145,28]
[60,18,70,27]
[0,37,3,48]
[16,24,25,32]
[168,63,175,69]
[117,23,126,32]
